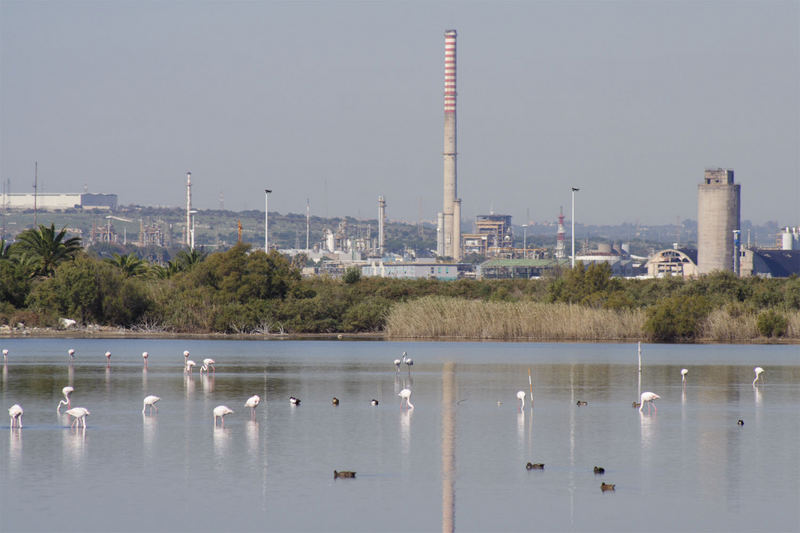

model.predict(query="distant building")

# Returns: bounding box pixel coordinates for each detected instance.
[740,249,800,278]
[478,258,568,279]
[645,248,699,278]
[361,261,469,280]
[2,192,118,211]
[697,168,740,274]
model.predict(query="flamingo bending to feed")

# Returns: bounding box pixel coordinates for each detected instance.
[639,392,660,413]
[399,388,414,410]
[185,360,196,374]
[66,407,90,428]
[753,367,764,386]
[200,358,216,374]
[393,356,402,372]
[3,348,8,361]
[105,351,112,362]
[681,368,688,384]
[57,386,74,412]
[213,405,233,427]
[68,349,75,360]
[9,404,23,428]
[142,395,160,415]
[245,395,260,417]
[516,390,526,410]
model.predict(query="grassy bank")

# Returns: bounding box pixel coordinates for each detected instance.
[385,296,800,342]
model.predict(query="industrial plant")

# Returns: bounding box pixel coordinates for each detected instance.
[2,32,797,280]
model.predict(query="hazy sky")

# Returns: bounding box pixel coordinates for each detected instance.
[2,1,798,226]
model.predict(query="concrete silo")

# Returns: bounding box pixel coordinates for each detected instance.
[697,168,740,274]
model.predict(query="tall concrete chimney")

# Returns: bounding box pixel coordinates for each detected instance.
[185,171,192,247]
[438,29,461,260]
[378,195,386,256]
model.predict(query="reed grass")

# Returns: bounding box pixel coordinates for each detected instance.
[385,296,645,340]
[385,296,800,342]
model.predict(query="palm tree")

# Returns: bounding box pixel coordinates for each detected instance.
[173,248,206,272]
[104,252,147,277]
[11,223,82,277]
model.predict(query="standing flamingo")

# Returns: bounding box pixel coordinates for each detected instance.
[183,350,190,364]
[57,386,74,412]
[753,367,764,386]
[142,395,160,415]
[8,404,23,428]
[65,407,90,428]
[681,368,688,384]
[402,352,414,371]
[185,360,196,374]
[516,390,526,410]
[105,351,112,362]
[213,405,234,427]
[399,388,414,410]
[639,392,660,414]
[68,349,75,360]
[2,348,8,361]
[394,356,402,372]
[245,395,261,417]
[200,358,216,374]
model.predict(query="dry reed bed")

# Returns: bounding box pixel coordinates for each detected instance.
[385,296,644,340]
[386,296,800,342]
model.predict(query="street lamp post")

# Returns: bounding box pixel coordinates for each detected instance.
[571,187,579,268]
[265,189,272,253]
[522,224,528,259]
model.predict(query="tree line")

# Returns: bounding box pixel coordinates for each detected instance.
[1,225,798,341]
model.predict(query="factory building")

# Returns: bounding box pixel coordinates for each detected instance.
[1,192,118,211]
[645,248,699,278]
[697,168,740,274]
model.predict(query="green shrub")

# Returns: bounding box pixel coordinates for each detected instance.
[343,266,362,284]
[644,295,711,342]
[756,309,788,338]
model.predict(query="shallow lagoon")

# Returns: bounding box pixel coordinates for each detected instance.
[1,339,798,532]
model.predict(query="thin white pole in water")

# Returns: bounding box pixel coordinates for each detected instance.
[637,342,642,401]
[528,368,533,406]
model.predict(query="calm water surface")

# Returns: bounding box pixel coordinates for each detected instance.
[1,339,798,532]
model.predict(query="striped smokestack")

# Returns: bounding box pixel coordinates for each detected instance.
[440,29,460,259]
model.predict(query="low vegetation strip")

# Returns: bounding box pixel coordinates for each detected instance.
[385,296,645,340]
